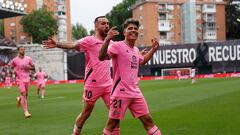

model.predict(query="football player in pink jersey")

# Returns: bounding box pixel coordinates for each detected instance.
[42,16,120,135]
[34,67,48,98]
[8,46,35,118]
[99,18,161,135]
[4,73,12,89]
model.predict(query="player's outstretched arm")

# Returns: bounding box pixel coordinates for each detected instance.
[141,38,159,65]
[42,38,78,50]
[99,26,119,61]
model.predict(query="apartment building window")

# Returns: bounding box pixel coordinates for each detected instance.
[139,6,143,11]
[207,5,214,9]
[207,23,215,30]
[196,5,201,11]
[160,23,165,27]
[139,15,143,20]
[167,5,174,11]
[208,33,216,37]
[160,32,167,39]
[207,14,213,18]
[159,4,166,10]
[159,13,166,20]
[10,22,15,27]
[37,0,43,9]
[58,11,65,15]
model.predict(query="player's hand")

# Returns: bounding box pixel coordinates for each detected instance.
[151,38,159,51]
[105,26,119,41]
[42,38,57,49]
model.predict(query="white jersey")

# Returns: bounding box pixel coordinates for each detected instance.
[190,69,196,78]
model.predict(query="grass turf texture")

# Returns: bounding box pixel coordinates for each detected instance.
[0,78,240,135]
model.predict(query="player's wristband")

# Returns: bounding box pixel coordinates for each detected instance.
[56,42,62,48]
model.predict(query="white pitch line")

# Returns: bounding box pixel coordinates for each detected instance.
[0,96,65,106]
[0,97,14,100]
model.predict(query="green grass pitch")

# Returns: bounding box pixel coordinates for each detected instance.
[0,78,240,135]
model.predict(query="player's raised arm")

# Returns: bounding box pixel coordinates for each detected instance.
[98,26,119,61]
[141,38,159,65]
[42,38,78,50]
[140,48,149,55]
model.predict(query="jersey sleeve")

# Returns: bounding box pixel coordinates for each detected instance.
[107,42,119,57]
[75,37,91,52]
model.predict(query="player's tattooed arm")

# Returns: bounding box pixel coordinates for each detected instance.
[99,26,119,61]
[141,38,159,65]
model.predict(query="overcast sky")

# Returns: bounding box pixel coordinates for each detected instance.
[70,0,122,32]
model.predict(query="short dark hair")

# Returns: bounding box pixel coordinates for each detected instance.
[94,16,107,24]
[123,18,140,30]
[17,46,24,50]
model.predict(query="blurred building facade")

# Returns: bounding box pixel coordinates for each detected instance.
[3,0,72,44]
[132,0,227,46]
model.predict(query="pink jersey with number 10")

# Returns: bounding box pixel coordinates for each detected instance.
[76,36,112,88]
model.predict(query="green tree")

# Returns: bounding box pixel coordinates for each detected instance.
[226,0,240,39]
[72,23,88,40]
[106,0,137,41]
[20,8,58,43]
[0,19,4,36]
[89,29,95,35]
